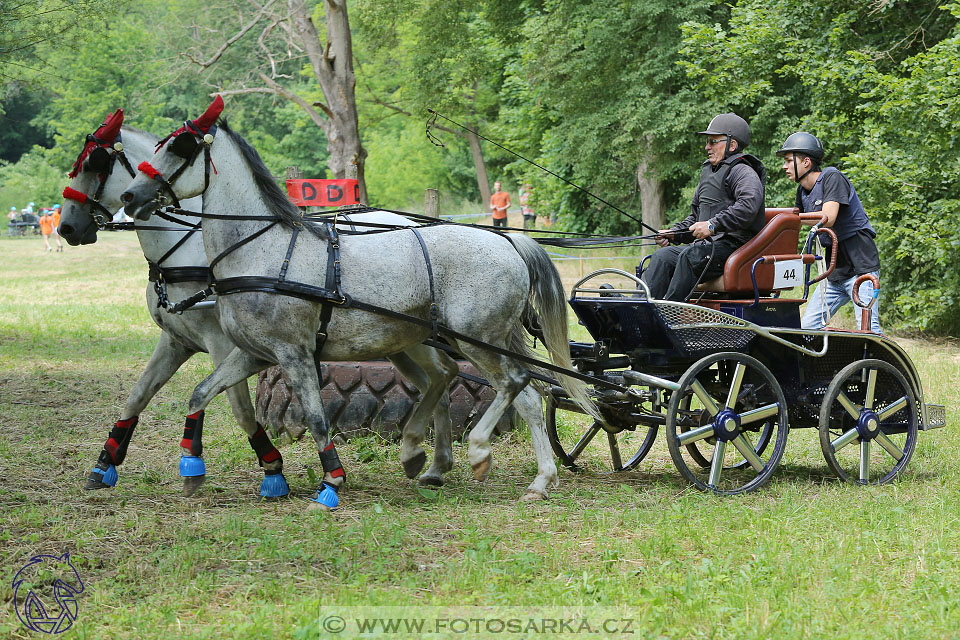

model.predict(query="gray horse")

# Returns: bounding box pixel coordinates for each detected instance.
[119,98,598,507]
[59,109,459,499]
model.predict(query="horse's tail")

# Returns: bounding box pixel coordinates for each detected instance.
[505,234,601,422]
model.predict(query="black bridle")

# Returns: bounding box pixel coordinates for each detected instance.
[63,133,137,226]
[140,122,218,209]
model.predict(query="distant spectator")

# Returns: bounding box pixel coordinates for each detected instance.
[7,206,16,222]
[489,181,510,228]
[39,209,63,252]
[519,184,536,230]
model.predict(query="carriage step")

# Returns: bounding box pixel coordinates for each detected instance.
[923,403,946,430]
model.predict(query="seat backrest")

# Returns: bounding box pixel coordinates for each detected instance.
[701,207,801,294]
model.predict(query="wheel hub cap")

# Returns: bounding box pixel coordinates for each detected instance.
[856,409,881,441]
[713,408,741,442]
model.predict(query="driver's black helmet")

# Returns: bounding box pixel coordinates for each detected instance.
[698,113,751,149]
[776,132,824,160]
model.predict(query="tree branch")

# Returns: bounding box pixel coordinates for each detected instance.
[258,72,335,126]
[184,0,280,69]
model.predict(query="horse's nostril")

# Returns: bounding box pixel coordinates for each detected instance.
[120,191,134,203]
[60,224,74,235]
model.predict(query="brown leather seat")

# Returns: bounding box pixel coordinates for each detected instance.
[698,207,801,294]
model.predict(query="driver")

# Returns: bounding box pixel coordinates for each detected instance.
[642,113,766,301]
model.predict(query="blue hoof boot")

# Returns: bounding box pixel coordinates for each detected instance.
[260,473,290,498]
[86,463,118,489]
[312,482,340,510]
[179,455,206,477]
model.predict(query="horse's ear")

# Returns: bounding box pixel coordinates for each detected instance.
[97,109,124,144]
[194,95,224,132]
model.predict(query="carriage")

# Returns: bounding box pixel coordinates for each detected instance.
[545,207,947,494]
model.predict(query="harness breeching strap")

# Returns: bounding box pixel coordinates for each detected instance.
[409,228,439,341]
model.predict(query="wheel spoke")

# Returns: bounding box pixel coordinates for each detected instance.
[875,432,904,461]
[739,403,780,425]
[678,423,716,446]
[707,440,726,487]
[732,434,765,473]
[864,368,878,410]
[725,363,746,410]
[691,380,720,417]
[837,392,862,420]
[859,440,871,482]
[831,427,860,452]
[877,396,909,421]
[569,424,602,459]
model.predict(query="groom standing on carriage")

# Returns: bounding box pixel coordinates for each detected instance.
[642,113,766,301]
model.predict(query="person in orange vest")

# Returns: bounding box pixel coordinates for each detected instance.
[39,207,63,252]
[489,181,511,228]
[50,204,63,250]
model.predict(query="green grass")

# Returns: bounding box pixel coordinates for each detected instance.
[1,232,958,639]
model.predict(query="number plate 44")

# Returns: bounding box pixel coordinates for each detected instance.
[773,258,803,289]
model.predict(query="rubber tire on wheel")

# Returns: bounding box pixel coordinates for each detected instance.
[545,395,658,472]
[819,359,917,485]
[666,352,789,495]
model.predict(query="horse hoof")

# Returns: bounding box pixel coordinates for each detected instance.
[402,451,427,479]
[472,456,492,482]
[182,475,206,497]
[84,464,117,489]
[309,482,339,511]
[520,489,548,502]
[418,475,444,487]
[259,473,290,499]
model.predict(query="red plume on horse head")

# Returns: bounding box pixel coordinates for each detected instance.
[193,95,224,133]
[68,109,125,177]
[95,109,124,144]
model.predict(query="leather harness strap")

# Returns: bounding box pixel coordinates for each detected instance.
[409,227,438,341]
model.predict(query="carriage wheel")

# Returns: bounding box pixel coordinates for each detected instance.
[545,395,658,472]
[819,359,917,485]
[677,395,774,470]
[666,352,789,495]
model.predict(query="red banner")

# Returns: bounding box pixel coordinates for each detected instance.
[286,179,360,207]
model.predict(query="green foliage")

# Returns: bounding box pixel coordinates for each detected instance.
[679,0,960,332]
[0,148,65,212]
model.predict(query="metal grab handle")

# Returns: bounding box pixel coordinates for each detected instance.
[852,273,880,309]
[806,227,838,285]
[571,268,651,299]
[852,273,880,333]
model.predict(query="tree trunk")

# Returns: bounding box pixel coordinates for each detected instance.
[637,152,665,257]
[289,0,368,203]
[466,126,491,212]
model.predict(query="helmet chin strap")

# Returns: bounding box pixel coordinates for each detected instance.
[793,155,815,184]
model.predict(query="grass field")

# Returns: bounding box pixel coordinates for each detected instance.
[1,232,959,639]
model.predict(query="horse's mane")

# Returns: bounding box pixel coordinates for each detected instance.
[217,120,303,228]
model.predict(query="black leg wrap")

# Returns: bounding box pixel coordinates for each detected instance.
[319,442,346,480]
[181,411,204,457]
[248,425,282,468]
[103,416,139,465]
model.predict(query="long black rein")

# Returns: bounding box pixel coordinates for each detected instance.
[138,204,633,393]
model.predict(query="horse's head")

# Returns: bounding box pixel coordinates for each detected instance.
[121,95,224,221]
[60,109,138,245]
